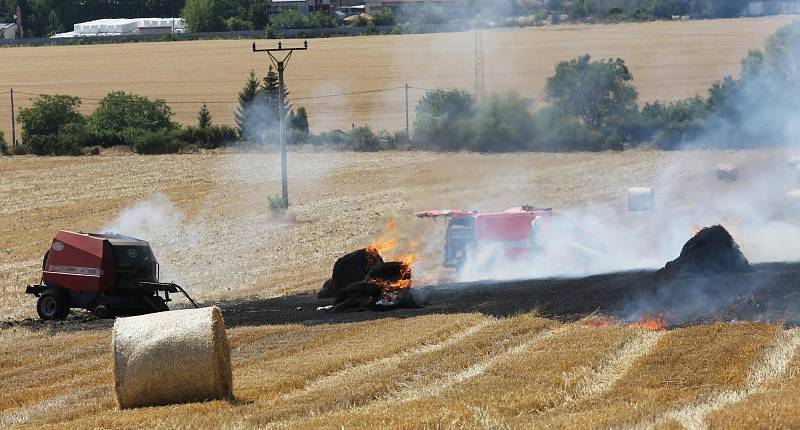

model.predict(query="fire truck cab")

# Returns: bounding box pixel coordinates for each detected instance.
[416,207,557,269]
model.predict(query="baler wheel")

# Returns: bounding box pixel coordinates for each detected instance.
[36,291,69,320]
[92,304,112,319]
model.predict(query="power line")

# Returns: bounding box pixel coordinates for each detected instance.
[9,85,435,106]
[12,91,233,105]
[291,86,404,101]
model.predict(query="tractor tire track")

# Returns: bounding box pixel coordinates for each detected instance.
[641,328,800,430]
[265,321,565,430]
[389,324,569,402]
[282,318,497,401]
[561,329,664,407]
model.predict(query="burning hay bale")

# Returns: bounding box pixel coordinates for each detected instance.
[628,187,655,211]
[320,247,420,312]
[715,164,738,182]
[318,247,383,299]
[333,281,383,312]
[659,225,751,277]
[112,306,233,409]
[331,260,419,312]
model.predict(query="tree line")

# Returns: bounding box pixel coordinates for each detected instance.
[4,21,800,156]
[412,20,800,152]
[2,0,758,38]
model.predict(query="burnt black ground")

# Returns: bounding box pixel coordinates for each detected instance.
[220,262,800,329]
[4,262,799,332]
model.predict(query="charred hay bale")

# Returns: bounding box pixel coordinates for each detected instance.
[659,225,751,277]
[333,281,383,312]
[366,261,411,283]
[112,306,233,409]
[318,247,384,299]
[628,187,655,211]
[716,164,738,182]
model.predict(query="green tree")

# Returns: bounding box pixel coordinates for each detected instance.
[18,94,83,139]
[88,92,175,145]
[198,103,212,128]
[469,93,536,152]
[181,0,224,32]
[414,89,475,150]
[290,106,309,133]
[288,106,310,144]
[569,0,597,20]
[17,94,86,155]
[46,9,62,35]
[234,70,260,134]
[546,55,638,134]
[0,129,8,155]
[641,97,709,149]
[262,65,290,121]
[372,10,396,26]
[347,126,380,152]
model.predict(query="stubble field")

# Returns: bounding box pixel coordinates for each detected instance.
[0,15,795,139]
[4,15,800,429]
[2,148,800,429]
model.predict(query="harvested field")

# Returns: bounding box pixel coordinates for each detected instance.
[3,315,800,429]
[3,148,800,428]
[0,16,795,138]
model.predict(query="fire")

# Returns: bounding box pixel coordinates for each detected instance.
[584,314,668,331]
[368,221,422,298]
[372,220,399,254]
[633,314,667,331]
[584,316,619,328]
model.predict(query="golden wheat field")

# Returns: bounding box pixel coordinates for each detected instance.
[3,148,800,429]
[0,15,795,139]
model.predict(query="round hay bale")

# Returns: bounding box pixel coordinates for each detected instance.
[715,164,738,182]
[113,306,232,409]
[628,187,655,211]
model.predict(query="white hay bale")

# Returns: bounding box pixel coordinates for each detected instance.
[715,164,738,182]
[113,306,232,409]
[628,187,655,211]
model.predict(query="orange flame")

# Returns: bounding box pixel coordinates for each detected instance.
[633,314,667,331]
[372,221,399,254]
[584,314,668,331]
[584,316,619,328]
[368,221,422,296]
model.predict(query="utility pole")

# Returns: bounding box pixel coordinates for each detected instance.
[252,40,308,209]
[474,19,485,102]
[10,89,16,148]
[405,83,410,139]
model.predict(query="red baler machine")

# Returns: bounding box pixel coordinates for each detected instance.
[25,230,198,320]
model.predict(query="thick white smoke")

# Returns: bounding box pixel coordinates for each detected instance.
[452,150,800,283]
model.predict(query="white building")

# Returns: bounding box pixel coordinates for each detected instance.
[0,23,17,40]
[52,18,185,38]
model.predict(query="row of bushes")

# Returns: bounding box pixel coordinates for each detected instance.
[14,92,238,156]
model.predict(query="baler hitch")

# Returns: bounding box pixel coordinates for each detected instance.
[138,282,200,308]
